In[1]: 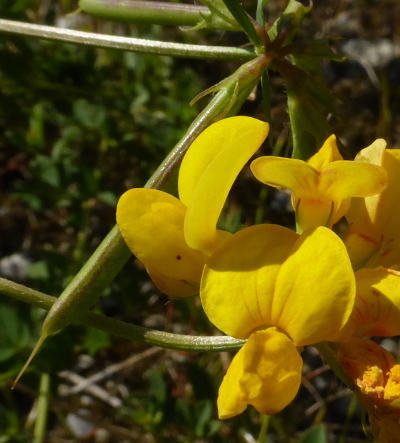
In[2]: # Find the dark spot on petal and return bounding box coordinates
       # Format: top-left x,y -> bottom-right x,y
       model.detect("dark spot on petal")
176,255 -> 181,260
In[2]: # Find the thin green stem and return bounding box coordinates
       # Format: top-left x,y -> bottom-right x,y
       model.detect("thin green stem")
0,18 -> 254,61
222,0 -> 263,49
80,0 -> 240,30
42,224 -> 131,336
257,414 -> 271,443
339,394 -> 358,443
0,277 -> 245,352
80,0 -> 210,26
146,84 -> 237,190
33,373 -> 51,443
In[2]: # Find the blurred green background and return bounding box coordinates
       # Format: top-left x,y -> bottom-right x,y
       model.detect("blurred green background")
0,0 -> 399,441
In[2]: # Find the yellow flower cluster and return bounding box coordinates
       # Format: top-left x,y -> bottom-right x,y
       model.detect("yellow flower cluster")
116,116 -> 400,428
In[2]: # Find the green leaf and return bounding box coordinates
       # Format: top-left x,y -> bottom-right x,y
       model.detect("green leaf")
299,424 -> 328,443
26,102 -> 45,150
285,63 -> 332,160
0,305 -> 28,345
194,401 -> 213,437
256,0 -> 271,25
28,260 -> 50,281
222,0 -> 262,48
73,99 -> 106,130
97,190 -> 118,207
32,155 -> 61,188
83,328 -> 110,356
268,0 -> 311,45
199,0 -> 241,30
0,304 -> 33,363
149,369 -> 167,405
0,347 -> 18,363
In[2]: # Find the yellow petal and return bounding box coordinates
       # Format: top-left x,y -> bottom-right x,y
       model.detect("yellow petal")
218,328 -> 302,419
384,365 -> 400,401
355,138 -> 387,164
295,198 -> 334,231
250,156 -> 317,198
307,134 -> 343,170
319,161 -> 387,201
201,224 -> 298,339
182,117 -> 269,255
346,139 -> 386,229
344,230 -> 381,269
370,150 -> 400,240
116,188 -> 205,285
346,147 -> 400,269
179,116 -> 269,206
347,267 -> 400,337
272,227 -> 355,346
146,266 -> 199,298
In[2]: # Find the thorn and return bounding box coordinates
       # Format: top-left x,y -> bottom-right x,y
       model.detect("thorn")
12,334 -> 47,389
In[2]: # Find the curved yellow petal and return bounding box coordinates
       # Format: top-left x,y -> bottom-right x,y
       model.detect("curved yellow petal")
179,116 -> 269,206
346,145 -> 400,269
200,224 -> 298,339
146,266 -> 199,298
319,161 -> 387,201
218,328 -> 302,419
347,267 -> 400,337
250,156 -> 317,198
272,227 -> 355,346
370,150 -> 400,240
307,134 -> 343,170
355,138 -> 387,164
182,117 -> 269,255
116,188 -> 205,285
346,139 -> 386,229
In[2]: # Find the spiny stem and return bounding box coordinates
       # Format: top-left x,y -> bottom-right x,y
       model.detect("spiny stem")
0,18 -> 254,61
0,277 -> 245,352
12,336 -> 47,389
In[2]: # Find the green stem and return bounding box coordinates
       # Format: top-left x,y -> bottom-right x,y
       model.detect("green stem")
0,277 -> 245,352
145,84 -> 238,190
257,414 -> 271,443
0,18 -> 254,61
80,0 -> 209,26
41,224 -> 130,336
80,0 -> 239,30
33,373 -> 51,443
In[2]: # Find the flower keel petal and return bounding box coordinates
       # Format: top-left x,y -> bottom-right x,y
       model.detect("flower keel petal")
218,328 -> 302,419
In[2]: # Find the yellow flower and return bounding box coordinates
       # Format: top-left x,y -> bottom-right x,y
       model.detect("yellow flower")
345,140 -> 400,268
116,116 -> 269,297
339,338 -> 400,443
339,267 -> 400,340
200,225 -> 355,418
250,135 -> 387,231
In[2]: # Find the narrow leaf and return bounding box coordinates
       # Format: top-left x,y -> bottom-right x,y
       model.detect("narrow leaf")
268,0 -> 311,44
222,0 -> 262,47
